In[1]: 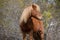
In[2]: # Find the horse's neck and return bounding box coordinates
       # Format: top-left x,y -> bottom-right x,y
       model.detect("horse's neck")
31,17 -> 40,23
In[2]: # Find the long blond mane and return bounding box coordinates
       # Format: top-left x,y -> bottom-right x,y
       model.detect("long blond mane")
19,3 -> 40,24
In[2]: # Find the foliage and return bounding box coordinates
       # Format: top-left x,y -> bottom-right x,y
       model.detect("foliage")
56,0 -> 60,6
43,11 -> 52,28
18,0 -> 25,8
43,11 -> 52,20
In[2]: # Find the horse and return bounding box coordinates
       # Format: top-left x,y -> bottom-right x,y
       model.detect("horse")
19,3 -> 44,40
31,15 -> 44,40
30,8 -> 44,40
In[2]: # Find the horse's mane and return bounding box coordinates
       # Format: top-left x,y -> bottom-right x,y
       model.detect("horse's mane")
19,3 -> 40,24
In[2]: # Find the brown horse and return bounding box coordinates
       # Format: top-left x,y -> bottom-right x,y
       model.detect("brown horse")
31,12 -> 44,40
19,3 -> 44,40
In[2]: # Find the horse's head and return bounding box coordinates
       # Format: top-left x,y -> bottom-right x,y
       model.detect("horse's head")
19,3 -> 42,24
31,4 -> 42,20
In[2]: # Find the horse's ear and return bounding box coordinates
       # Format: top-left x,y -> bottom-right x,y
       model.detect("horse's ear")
32,4 -> 36,10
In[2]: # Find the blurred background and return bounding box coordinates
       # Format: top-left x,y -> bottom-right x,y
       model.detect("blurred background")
0,0 -> 60,40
